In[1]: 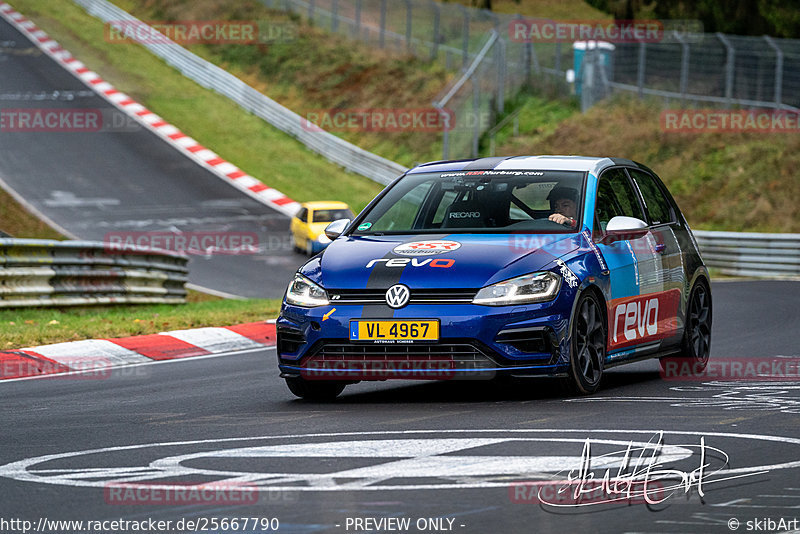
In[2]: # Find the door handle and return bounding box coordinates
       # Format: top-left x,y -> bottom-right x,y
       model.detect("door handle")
655,243 -> 666,254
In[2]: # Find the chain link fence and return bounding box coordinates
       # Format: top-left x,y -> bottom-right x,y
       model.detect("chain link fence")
264,0 -> 800,159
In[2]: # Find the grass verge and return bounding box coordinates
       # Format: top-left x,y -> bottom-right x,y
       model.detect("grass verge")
0,291 -> 281,350
495,96 -> 800,232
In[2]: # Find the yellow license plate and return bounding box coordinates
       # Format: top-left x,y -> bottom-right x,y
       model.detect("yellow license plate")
350,320 -> 439,342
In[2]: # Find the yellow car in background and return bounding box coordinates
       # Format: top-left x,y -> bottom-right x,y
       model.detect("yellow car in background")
290,201 -> 355,255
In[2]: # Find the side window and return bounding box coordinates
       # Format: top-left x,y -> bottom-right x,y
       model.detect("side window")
594,168 -> 646,232
628,169 -> 674,225
297,208 -> 308,223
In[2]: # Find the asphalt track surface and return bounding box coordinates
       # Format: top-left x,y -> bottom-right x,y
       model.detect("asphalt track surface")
0,17 -> 306,298
1,279 -> 799,534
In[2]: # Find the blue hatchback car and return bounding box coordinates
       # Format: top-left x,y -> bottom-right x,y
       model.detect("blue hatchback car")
276,156 -> 712,399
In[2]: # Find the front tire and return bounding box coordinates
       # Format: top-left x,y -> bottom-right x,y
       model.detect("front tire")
564,292 -> 606,395
285,377 -> 346,401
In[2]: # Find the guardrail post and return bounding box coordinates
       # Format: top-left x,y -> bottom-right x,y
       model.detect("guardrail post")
379,0 -> 387,48
331,0 -> 339,32
764,35 -> 784,108
308,0 -> 315,23
716,33 -> 735,104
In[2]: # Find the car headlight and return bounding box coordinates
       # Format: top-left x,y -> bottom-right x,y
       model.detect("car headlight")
285,273 -> 330,307
472,271 -> 561,306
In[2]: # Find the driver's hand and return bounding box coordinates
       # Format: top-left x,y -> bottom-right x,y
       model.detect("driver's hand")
549,213 -> 575,226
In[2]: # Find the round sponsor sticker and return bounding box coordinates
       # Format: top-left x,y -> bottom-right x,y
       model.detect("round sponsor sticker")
358,222 -> 373,231
393,240 -> 462,256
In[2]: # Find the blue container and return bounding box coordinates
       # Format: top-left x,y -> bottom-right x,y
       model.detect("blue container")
573,41 -> 615,96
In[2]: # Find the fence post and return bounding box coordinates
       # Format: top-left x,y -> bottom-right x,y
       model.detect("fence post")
496,37 -> 505,114
716,33 -> 735,104
439,106 -> 450,160
580,48 -> 593,112
674,31 -> 689,102
518,14 -> 531,84
379,0 -> 387,48
331,0 -> 339,32
458,5 -> 470,69
472,77 -> 480,157
354,0 -> 362,37
637,41 -> 646,98
405,0 -> 413,51
555,41 -> 561,74
764,35 -> 784,108
430,1 -> 440,60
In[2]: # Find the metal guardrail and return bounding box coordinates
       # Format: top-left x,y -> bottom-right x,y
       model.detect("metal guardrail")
0,239 -> 188,307
71,0 -> 407,186
694,230 -> 800,278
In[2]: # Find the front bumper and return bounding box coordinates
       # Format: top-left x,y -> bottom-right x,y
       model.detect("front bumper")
276,301 -> 574,381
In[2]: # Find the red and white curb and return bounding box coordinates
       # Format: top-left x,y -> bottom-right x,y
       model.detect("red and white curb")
0,2 -> 300,217
0,321 -> 276,380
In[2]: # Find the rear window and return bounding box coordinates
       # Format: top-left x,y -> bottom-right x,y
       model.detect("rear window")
311,208 -> 354,223
352,170 -> 586,234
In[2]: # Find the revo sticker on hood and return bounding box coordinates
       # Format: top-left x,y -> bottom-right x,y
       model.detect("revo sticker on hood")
366,258 -> 455,268
393,240 -> 461,256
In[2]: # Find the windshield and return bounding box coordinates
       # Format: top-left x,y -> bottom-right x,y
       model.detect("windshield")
352,170 -> 585,234
311,208 -> 354,223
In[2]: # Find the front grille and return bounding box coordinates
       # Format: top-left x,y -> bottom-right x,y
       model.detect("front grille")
328,288 -> 477,305
304,341 -> 495,372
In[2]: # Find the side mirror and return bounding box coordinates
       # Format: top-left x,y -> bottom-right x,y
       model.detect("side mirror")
324,218 -> 350,240
603,216 -> 649,243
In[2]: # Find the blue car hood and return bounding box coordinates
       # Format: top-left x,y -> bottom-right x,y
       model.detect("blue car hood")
302,233 -> 582,289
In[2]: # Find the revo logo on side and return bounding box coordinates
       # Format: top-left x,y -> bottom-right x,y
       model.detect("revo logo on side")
366,258 -> 455,268
613,298 -> 659,343
607,289 -> 681,350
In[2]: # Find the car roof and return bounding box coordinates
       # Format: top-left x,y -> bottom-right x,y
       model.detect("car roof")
407,155 -> 640,176
301,201 -> 351,210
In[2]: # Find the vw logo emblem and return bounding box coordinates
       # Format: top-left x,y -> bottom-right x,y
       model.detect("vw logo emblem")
385,284 -> 411,309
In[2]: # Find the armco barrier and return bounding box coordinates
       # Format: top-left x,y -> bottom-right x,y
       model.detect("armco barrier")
0,239 -> 188,307
70,0 -> 407,186
693,230 -> 800,278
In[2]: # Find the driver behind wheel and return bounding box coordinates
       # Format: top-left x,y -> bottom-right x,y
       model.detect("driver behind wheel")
547,186 -> 578,227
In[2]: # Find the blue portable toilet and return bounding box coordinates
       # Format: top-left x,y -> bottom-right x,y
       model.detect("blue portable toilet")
573,41 -> 615,96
